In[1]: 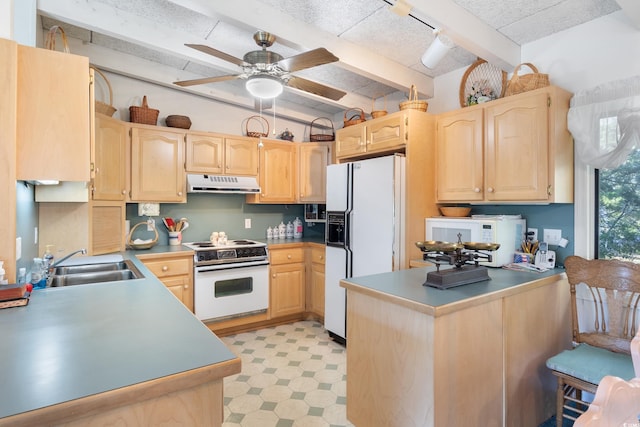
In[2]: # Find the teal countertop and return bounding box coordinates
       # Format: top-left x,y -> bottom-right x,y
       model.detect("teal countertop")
0,251 -> 237,420
341,265 -> 566,316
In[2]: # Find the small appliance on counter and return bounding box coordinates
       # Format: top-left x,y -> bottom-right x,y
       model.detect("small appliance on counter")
425,215 -> 525,267
534,241 -> 556,269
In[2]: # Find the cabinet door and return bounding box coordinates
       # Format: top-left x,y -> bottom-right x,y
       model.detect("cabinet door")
436,108 -> 484,202
225,137 -> 259,176
130,127 -> 186,202
298,143 -> 329,202
140,254 -> 193,312
335,124 -> 367,159
185,132 -> 224,173
250,140 -> 297,203
162,276 -> 194,312
91,201 -> 125,254
485,92 -> 549,201
367,113 -> 406,153
94,114 -> 127,201
16,46 -> 91,182
270,263 -> 305,318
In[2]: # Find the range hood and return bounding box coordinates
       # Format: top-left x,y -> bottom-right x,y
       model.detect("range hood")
187,174 -> 261,194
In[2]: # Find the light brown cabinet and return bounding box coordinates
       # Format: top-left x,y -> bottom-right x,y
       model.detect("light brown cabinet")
269,246 -> 305,318
246,139 -> 298,204
335,112 -> 407,160
185,132 -> 258,176
298,143 -> 330,203
130,126 -> 186,202
436,86 -> 573,203
307,245 -> 325,318
139,252 -> 194,312
94,114 -> 127,201
16,44 -> 92,182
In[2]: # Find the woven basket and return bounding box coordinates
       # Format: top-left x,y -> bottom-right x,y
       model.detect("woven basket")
245,115 -> 269,138
399,85 -> 428,112
371,94 -> 388,119
126,222 -> 158,250
90,66 -> 117,117
45,25 -> 70,53
129,96 -> 159,125
343,108 -> 366,127
504,63 -> 550,97
165,115 -> 192,129
459,58 -> 507,107
309,117 -> 335,141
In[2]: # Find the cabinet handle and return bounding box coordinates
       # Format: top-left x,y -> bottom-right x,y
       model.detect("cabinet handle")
487,187 -> 494,193
177,191 -> 183,196
272,273 -> 276,278
287,254 -> 292,259
474,188 -> 481,193
184,285 -> 188,289
319,255 -> 323,260
162,265 -> 169,272
121,190 -> 127,195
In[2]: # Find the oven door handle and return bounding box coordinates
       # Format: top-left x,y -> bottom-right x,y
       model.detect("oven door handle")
195,260 -> 270,273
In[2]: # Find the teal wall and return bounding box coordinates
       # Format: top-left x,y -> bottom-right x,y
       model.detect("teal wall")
125,193 -> 325,244
15,182 -> 39,274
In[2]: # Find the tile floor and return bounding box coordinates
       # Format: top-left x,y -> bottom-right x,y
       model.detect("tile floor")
220,320 -> 353,427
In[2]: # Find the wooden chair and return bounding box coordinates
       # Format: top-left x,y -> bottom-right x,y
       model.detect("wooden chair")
573,328 -> 640,426
546,256 -> 640,426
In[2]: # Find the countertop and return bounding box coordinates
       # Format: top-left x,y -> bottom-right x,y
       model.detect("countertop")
0,251 -> 238,420
340,265 -> 566,317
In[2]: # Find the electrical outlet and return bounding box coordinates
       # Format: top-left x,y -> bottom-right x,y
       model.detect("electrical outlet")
245,218 -> 251,229
16,237 -> 21,261
543,228 -> 562,245
527,228 -> 538,242
147,218 -> 156,231
34,227 -> 38,245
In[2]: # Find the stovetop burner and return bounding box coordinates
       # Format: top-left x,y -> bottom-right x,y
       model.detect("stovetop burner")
184,239 -> 268,266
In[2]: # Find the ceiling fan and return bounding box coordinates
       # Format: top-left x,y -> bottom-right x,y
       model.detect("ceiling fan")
174,31 -> 346,102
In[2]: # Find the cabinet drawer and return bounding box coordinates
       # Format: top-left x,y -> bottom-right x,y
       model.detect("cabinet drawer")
143,257 -> 191,278
270,247 -> 305,265
310,246 -> 325,265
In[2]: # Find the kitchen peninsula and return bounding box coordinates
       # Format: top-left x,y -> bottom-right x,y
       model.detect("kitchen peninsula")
0,251 -> 240,426
341,266 -> 571,427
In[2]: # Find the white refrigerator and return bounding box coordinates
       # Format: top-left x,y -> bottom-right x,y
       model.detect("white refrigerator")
324,155 -> 406,341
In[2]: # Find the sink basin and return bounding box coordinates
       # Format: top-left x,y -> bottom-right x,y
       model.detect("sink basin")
52,261 -> 132,276
49,260 -> 144,287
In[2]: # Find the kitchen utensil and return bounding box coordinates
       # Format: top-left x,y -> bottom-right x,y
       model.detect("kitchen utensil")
165,217 -> 175,231
439,206 -> 471,217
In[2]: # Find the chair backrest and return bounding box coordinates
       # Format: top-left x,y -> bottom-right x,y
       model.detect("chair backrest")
564,256 -> 640,354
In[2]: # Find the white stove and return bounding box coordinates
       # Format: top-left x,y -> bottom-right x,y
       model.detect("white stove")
184,239 -> 269,322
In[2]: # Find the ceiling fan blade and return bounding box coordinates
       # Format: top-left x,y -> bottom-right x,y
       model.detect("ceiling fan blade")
174,74 -> 241,87
286,76 -> 346,101
254,98 -> 273,110
185,43 -> 250,67
277,48 -> 339,73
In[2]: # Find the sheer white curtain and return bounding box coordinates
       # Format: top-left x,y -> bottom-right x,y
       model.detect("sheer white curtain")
568,76 -> 640,169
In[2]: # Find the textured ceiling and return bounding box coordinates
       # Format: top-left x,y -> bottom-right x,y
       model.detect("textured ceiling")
37,0 -> 626,120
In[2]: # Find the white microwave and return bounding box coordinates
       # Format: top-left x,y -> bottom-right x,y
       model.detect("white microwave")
425,215 -> 526,267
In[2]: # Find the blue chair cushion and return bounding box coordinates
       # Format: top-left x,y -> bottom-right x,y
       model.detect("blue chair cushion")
546,343 -> 635,385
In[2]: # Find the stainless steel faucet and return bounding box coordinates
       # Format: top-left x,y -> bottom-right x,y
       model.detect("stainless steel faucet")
50,249 -> 87,269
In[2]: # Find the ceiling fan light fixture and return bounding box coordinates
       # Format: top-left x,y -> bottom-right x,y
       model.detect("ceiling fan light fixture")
421,31 -> 454,69
245,75 -> 283,99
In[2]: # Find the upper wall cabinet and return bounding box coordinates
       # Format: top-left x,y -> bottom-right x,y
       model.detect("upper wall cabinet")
298,142 -> 330,203
93,114 -> 127,201
335,112 -> 407,160
436,86 -> 573,203
16,45 -> 92,182
246,139 -> 297,204
130,125 -> 186,203
185,132 -> 258,176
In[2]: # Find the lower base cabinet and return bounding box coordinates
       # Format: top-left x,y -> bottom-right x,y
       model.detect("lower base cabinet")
307,245 -> 325,318
139,252 -> 194,312
269,246 -> 305,318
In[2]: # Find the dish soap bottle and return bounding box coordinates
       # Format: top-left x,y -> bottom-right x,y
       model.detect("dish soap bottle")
293,217 -> 303,238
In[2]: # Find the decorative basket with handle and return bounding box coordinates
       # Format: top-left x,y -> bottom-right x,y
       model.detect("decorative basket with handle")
504,63 -> 550,97
371,94 -> 388,119
399,85 -> 428,112
90,66 -> 117,117
45,25 -> 70,53
343,108 -> 366,127
126,222 -> 158,250
129,96 -> 159,125
245,115 -> 269,138
309,117 -> 335,141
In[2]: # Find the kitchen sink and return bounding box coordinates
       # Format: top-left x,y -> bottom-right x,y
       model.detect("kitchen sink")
49,260 -> 144,287
52,261 -> 133,276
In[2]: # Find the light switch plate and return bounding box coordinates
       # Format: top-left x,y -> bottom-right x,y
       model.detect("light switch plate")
138,203 -> 160,217
543,228 -> 562,245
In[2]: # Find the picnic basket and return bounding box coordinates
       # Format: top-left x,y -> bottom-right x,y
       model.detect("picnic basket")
504,63 -> 549,97
90,66 -> 117,117
129,96 -> 159,125
399,85 -> 428,112
309,117 -> 335,141
343,108 -> 366,127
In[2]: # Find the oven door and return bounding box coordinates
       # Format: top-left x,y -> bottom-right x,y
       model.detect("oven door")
194,262 -> 269,322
